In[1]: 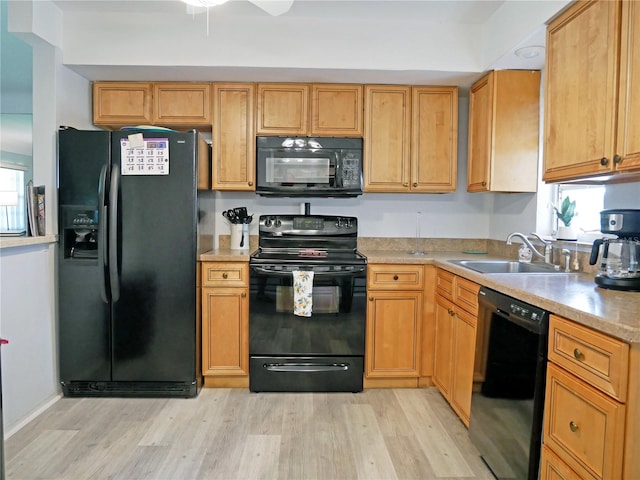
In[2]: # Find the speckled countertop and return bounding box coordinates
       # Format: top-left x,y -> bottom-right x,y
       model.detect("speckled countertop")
199,244 -> 640,344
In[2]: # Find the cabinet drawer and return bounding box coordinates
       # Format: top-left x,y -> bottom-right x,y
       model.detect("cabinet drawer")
202,262 -> 248,287
436,269 -> 479,314
436,268 -> 455,300
367,264 -> 424,290
544,363 -> 625,480
453,276 -> 479,316
548,315 -> 629,401
541,445 -> 594,480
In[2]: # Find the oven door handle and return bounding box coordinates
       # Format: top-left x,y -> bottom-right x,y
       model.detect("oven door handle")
263,363 -> 349,373
250,266 -> 366,277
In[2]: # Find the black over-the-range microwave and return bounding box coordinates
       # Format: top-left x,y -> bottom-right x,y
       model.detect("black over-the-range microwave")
255,136 -> 363,197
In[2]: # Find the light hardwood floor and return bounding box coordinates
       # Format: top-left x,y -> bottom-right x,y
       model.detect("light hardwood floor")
5,388 -> 494,480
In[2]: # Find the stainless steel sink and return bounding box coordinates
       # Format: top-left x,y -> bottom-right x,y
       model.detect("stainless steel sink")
449,259 -> 573,274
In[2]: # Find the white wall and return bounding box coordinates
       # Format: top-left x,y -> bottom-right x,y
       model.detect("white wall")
1,0 -> 93,436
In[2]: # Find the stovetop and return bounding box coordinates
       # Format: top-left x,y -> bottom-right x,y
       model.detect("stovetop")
250,214 -> 365,266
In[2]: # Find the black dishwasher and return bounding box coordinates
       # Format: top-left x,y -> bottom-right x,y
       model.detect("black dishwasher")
468,287 -> 549,480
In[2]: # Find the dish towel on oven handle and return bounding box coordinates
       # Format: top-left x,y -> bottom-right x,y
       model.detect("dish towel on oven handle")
292,270 -> 314,317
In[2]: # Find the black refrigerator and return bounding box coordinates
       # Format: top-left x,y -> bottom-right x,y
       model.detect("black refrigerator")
57,127 -> 202,397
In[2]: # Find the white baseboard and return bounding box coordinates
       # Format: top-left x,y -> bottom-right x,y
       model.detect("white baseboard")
4,393 -> 62,439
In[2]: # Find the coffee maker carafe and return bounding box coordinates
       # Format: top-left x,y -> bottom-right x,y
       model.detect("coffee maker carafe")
589,209 -> 640,291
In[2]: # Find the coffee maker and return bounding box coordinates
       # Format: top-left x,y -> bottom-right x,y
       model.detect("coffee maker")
589,209 -> 640,291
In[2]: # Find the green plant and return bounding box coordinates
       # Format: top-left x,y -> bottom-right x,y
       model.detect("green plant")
554,196 -> 577,227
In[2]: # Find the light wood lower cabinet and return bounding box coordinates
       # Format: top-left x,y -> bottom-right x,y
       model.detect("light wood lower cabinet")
433,268 -> 479,427
201,262 -> 249,387
542,314 -> 639,480
365,264 -> 425,387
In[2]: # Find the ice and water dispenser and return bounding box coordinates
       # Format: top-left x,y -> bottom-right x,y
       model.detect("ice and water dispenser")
61,207 -> 99,259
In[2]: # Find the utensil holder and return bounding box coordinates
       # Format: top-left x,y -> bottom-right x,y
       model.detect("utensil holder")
230,223 -> 249,251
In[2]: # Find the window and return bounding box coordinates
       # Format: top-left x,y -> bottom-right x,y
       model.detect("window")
556,184 -> 605,240
0,163 -> 27,234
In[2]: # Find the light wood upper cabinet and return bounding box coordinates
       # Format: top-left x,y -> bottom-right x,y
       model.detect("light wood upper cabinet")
543,0 -> 640,182
93,82 -> 153,126
311,84 -> 363,136
364,85 -> 411,192
212,83 -> 255,191
256,83 -> 310,135
364,85 -> 457,193
93,81 -> 211,127
412,87 -> 458,192
152,83 -> 211,126
256,83 -> 363,136
468,70 -> 540,192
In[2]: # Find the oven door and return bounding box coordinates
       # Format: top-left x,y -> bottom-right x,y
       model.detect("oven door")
249,263 -> 366,392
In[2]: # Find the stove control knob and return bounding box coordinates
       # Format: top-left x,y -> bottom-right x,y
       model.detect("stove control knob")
265,217 -> 273,227
274,217 -> 282,228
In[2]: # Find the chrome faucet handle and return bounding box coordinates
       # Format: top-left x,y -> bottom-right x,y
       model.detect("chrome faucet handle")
530,232 -> 553,263
530,232 -> 551,245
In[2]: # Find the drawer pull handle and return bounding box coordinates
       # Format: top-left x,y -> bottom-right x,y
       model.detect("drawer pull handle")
569,421 -> 579,433
222,272 -> 228,279
573,348 -> 584,361
393,275 -> 399,281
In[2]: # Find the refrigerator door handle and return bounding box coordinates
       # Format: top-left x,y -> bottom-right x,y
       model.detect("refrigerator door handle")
109,165 -> 121,302
98,164 -> 110,303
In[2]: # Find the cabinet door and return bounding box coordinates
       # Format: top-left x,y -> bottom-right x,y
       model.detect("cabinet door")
363,85 -> 411,192
93,82 -> 153,126
212,83 -> 256,191
467,74 -> 491,191
616,0 -> 640,172
201,286 -> 249,376
543,0 -> 621,182
411,87 -> 458,192
450,307 -> 477,427
256,83 -> 309,135
152,82 -> 211,126
311,84 -> 363,136
433,294 -> 454,400
366,290 -> 422,377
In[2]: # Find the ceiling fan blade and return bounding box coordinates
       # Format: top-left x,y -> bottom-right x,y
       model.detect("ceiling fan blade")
248,0 -> 294,16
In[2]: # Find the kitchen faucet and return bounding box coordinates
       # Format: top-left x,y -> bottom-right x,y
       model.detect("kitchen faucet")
506,232 -> 553,264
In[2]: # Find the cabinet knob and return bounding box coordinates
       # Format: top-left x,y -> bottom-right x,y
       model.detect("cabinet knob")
413,182 -> 418,187
481,181 -> 487,187
573,348 -> 584,361
393,275 -> 399,281
569,421 -> 579,433
613,154 -> 622,165
241,292 -> 246,298
403,183 -> 409,187
222,272 -> 228,279
369,296 -> 373,301
447,308 -> 454,316
600,157 -> 609,166
248,181 -> 254,186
